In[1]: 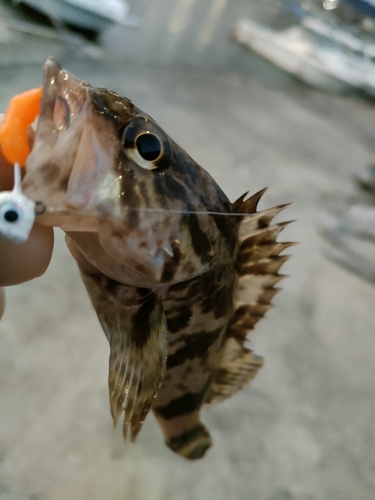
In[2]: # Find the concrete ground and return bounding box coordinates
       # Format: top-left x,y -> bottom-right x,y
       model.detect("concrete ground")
1,2 -> 375,500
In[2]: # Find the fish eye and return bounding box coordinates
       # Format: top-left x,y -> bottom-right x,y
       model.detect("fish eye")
0,203 -> 21,224
136,133 -> 162,161
121,120 -> 169,171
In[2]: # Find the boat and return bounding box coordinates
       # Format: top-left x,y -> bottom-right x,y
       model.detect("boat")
231,14 -> 375,95
14,0 -> 137,32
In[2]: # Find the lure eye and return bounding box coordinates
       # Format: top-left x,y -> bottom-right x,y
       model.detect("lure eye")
121,120 -> 169,171
4,208 -> 19,222
0,203 -> 21,224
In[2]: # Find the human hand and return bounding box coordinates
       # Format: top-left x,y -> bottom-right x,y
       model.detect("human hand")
0,119 -> 54,319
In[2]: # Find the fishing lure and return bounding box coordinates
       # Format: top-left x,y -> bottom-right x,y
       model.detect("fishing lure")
6,57 -> 295,459
0,163 -> 37,243
0,89 -> 45,243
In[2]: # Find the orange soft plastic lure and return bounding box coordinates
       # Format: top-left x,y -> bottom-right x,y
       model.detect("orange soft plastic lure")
0,87 -> 42,167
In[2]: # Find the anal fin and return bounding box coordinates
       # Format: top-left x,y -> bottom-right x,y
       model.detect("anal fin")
205,338 -> 264,405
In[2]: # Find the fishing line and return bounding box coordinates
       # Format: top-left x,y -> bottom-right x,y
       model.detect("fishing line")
41,204 -> 291,218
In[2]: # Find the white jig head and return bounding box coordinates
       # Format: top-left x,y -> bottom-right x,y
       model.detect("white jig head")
0,163 -> 36,243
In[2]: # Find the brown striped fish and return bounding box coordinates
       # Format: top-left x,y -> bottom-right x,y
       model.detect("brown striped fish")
23,57 -> 294,460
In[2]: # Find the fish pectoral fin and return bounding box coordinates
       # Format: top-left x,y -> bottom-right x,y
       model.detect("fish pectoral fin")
108,294 -> 168,441
66,237 -> 168,442
205,337 -> 263,405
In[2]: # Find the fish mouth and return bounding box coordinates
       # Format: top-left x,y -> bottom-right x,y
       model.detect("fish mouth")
24,57 -> 106,227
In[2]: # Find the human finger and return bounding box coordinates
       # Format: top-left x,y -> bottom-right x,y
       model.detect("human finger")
0,222 -> 54,286
0,117 -> 54,285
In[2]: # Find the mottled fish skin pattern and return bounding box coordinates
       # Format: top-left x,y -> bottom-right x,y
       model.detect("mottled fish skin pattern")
23,58 -> 294,460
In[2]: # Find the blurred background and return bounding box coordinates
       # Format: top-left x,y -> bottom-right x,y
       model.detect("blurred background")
1,1 -> 375,499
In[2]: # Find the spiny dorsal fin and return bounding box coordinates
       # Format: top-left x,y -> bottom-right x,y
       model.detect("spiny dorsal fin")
207,190 -> 294,405
230,190 -> 295,341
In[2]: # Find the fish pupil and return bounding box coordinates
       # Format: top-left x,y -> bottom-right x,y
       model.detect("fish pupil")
4,210 -> 19,223
136,133 -> 161,161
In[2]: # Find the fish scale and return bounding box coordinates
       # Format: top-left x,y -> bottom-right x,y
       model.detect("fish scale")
21,57 -> 294,460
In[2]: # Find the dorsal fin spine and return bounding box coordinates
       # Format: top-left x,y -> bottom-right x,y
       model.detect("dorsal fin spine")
234,187 -> 268,213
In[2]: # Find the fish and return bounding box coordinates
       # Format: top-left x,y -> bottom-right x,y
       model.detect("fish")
22,57 -> 294,460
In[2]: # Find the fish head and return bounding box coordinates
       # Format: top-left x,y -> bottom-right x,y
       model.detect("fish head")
23,58 -> 236,286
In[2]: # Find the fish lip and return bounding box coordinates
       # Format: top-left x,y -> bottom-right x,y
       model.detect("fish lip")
39,56 -> 62,124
